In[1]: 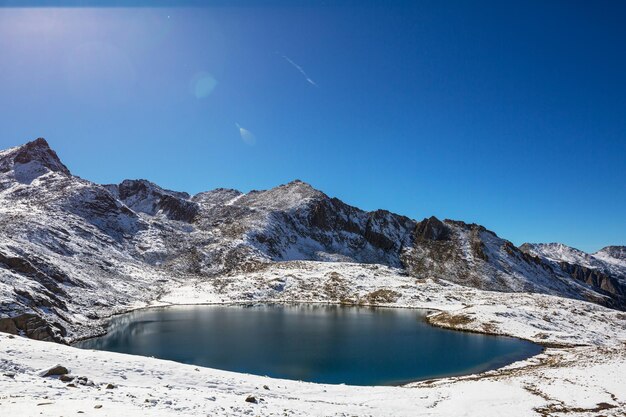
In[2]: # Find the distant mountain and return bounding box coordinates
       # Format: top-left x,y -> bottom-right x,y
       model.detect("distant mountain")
593,246 -> 626,273
0,138 -> 624,341
520,242 -> 625,300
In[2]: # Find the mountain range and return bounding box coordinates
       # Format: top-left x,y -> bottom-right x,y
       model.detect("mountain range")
0,138 -> 624,341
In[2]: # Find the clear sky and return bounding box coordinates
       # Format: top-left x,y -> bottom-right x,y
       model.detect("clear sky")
0,1 -> 624,252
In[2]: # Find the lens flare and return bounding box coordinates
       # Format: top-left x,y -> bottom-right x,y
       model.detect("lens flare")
190,72 -> 217,99
235,123 -> 256,146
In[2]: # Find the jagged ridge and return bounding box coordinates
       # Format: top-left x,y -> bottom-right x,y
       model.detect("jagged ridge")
0,138 -> 624,341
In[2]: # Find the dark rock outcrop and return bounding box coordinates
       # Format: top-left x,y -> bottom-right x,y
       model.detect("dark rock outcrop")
0,313 -> 66,342
558,261 -> 625,308
40,364 -> 69,377
0,138 -> 70,175
595,246 -> 626,261
110,179 -> 199,222
414,216 -> 450,241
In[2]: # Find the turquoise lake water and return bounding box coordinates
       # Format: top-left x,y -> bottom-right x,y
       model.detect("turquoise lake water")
76,304 -> 542,386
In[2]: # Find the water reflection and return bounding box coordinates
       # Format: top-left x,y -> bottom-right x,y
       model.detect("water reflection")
76,304 -> 542,386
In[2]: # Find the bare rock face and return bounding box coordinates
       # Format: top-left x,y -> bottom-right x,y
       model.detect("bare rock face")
414,216 -> 450,241
108,179 -> 199,222
0,317 -> 18,334
557,261 -> 625,308
596,246 -> 626,260
0,138 -> 624,344
520,242 -> 626,308
39,364 -> 69,377
3,314 -> 67,342
0,138 -> 70,176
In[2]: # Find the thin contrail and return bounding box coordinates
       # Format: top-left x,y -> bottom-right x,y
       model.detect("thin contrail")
281,55 -> 318,87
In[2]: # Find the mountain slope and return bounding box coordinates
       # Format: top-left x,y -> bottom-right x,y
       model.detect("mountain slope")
0,138 -> 624,341
520,242 -> 625,304
593,246 -> 626,276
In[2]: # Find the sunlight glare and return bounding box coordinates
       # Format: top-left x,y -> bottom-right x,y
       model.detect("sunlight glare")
190,71 -> 217,99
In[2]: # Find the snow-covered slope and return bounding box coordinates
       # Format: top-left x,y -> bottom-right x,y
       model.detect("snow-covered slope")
184,181 -> 624,308
0,141 -> 177,340
594,246 -> 626,276
0,138 -> 624,342
520,243 -> 626,303
521,243 -> 625,276
105,179 -> 198,222
1,266 -> 626,416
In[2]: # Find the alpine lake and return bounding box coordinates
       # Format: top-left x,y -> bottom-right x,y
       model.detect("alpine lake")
75,304 -> 542,386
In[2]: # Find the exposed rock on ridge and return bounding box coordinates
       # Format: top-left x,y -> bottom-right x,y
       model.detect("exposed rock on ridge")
0,138 -> 624,342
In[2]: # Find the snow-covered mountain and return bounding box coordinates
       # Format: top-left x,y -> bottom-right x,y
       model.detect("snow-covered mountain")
0,138 -> 624,341
593,246 -> 626,274
520,242 -> 625,275
520,242 -> 625,299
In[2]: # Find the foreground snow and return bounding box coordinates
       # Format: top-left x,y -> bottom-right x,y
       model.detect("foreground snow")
1,262 -> 625,416
1,333 -> 623,417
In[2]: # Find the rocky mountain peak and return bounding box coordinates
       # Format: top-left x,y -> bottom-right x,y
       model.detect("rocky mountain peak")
192,188 -> 243,206
414,216 -> 450,241
105,178 -> 197,222
240,179 -> 327,211
595,246 -> 626,261
520,242 -> 592,261
116,179 -> 190,201
279,179 -> 323,194
0,139 -> 624,320
0,137 -> 70,176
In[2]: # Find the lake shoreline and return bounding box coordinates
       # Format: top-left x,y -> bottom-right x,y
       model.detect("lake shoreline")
73,303 -> 542,387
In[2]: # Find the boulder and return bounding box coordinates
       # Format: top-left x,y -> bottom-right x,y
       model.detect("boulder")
39,364 -> 69,377
59,374 -> 74,382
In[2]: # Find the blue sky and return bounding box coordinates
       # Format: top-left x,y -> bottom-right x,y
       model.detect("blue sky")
0,1 -> 624,252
